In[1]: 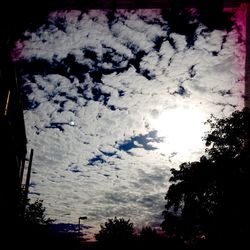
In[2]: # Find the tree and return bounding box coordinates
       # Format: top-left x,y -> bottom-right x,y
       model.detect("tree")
18,186 -> 53,226
140,226 -> 158,240
139,226 -> 161,246
162,108 -> 250,247
23,199 -> 53,226
95,217 -> 135,246
16,195 -> 55,250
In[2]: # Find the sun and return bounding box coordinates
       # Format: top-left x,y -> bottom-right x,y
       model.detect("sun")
150,106 -> 208,160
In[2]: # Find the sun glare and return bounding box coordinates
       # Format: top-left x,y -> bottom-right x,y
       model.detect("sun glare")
151,106 -> 208,160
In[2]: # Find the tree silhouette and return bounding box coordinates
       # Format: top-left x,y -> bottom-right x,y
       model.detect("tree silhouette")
23,199 -> 53,226
138,226 -> 162,248
95,217 -> 135,247
162,108 -> 250,247
16,190 -> 55,250
17,186 -> 53,226
140,226 -> 158,241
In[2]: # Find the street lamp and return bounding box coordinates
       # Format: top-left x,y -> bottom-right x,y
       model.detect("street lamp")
78,216 -> 87,238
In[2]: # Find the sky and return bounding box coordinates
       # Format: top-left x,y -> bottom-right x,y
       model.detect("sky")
12,5 -> 246,240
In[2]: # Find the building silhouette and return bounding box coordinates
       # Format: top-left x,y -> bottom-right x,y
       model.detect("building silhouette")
0,49 -> 27,235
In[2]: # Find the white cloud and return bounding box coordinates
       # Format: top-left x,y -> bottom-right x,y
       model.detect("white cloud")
14,7 -> 245,238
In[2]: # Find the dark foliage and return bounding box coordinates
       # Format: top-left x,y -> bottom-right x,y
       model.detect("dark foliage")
23,199 -> 53,226
11,190 -> 81,250
95,217 -> 135,248
162,108 -> 250,248
138,226 -> 161,248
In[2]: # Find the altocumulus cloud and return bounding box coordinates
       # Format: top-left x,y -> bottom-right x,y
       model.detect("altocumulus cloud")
13,7 -> 246,239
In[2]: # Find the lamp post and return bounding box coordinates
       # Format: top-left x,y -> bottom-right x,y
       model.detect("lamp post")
78,216 -> 87,238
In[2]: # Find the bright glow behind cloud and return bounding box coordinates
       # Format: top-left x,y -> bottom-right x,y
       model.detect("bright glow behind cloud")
13,7 -> 246,239
150,106 -> 208,161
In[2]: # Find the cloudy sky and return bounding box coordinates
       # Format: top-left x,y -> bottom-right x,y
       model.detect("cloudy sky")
13,5 -> 246,240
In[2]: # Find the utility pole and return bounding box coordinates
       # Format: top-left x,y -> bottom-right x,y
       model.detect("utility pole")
23,148 -> 34,211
